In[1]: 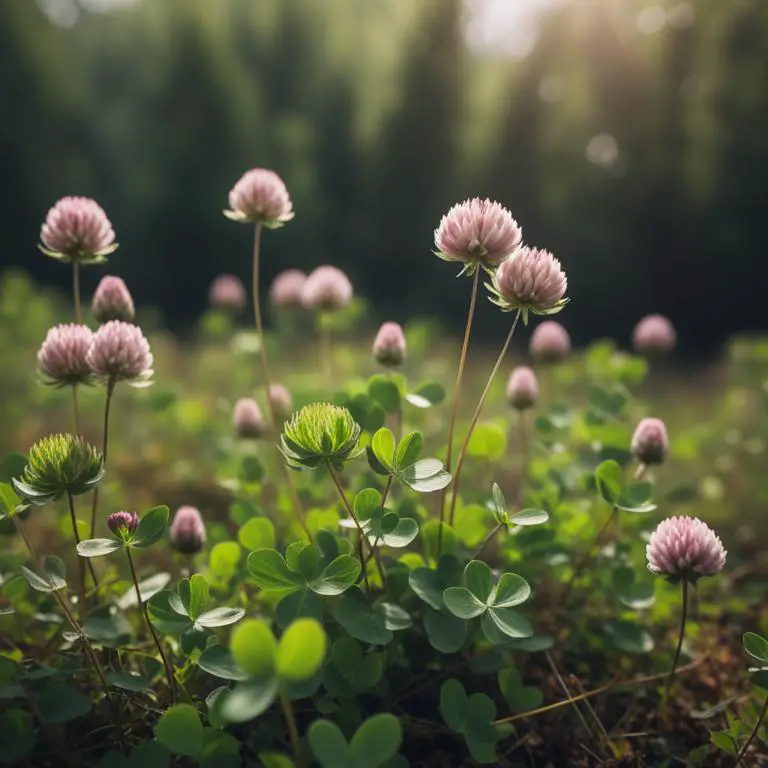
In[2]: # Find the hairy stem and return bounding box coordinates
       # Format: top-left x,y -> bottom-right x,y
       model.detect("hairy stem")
493,656 -> 706,725
326,462 -> 375,590
67,493 -> 87,621
518,409 -> 529,505
13,516 -> 111,699
89,379 -> 115,541
734,692 -> 768,767
664,578 -> 689,704
71,384 -> 80,436
125,548 -> 175,702
73,261 -> 82,324
448,309 -> 522,525
280,690 -> 303,766
562,507 -> 617,604
474,522 -> 503,561
250,222 -> 313,542
438,268 -> 481,532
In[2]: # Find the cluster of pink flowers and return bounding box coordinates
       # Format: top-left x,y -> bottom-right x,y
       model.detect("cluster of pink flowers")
38,319 -> 152,387
107,510 -> 139,537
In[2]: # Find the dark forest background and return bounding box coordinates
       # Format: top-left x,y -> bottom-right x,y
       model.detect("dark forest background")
2,0 -> 767,354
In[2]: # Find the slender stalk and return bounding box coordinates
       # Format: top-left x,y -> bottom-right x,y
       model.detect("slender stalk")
72,261 -> 82,324
320,320 -> 333,390
493,655 -> 706,725
518,409 -> 529,505
89,378 -> 115,540
125,548 -> 175,702
71,385 -> 80,436
67,493 -> 87,621
250,222 -> 312,541
562,507 -> 617,603
326,462 -> 376,589
475,522 -> 503,560
280,690 -> 302,766
449,309 -> 522,526
438,268 -> 481,521
664,578 -> 689,704
634,463 -> 646,480
12,516 -> 111,698
545,651 -> 594,741
734,694 -> 768,767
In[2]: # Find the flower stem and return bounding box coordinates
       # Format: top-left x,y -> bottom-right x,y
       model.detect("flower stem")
562,507 -> 617,604
474,522 -> 503,561
125,548 -> 176,702
493,655 -> 705,726
438,268 -> 481,528
89,379 -> 115,541
320,320 -> 333,390
280,690 -> 303,766
664,578 -> 689,705
518,409 -> 529,505
448,309 -> 522,526
66,492 -> 87,621
250,222 -> 312,542
326,462 -> 375,590
72,261 -> 82,324
734,692 -> 768,766
13,515 -> 112,700
71,384 -> 80,436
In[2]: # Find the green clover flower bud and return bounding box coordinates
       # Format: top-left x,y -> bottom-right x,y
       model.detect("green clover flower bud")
280,402 -> 362,470
12,434 -> 104,505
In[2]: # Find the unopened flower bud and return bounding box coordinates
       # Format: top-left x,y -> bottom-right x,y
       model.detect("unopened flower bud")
506,366 -> 539,410
280,402 -> 362,470
107,510 -> 139,539
209,274 -> 246,312
530,321 -> 571,363
270,269 -> 307,307
234,398 -> 264,439
13,434 -> 104,505
373,322 -> 407,367
268,384 -> 293,421
169,506 -> 206,554
631,417 -> 669,466
300,266 -> 353,312
633,314 -> 676,354
92,275 -> 135,323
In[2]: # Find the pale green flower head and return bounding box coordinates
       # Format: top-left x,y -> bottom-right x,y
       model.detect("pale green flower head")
280,402 -> 362,470
12,434 -> 104,505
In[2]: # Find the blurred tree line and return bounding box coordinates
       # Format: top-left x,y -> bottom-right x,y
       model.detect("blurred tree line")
2,0 -> 767,353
